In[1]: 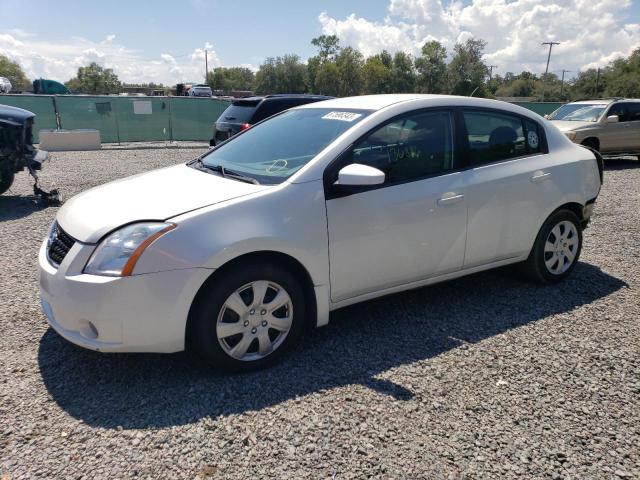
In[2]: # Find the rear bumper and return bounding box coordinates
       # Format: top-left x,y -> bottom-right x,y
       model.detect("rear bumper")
38,239 -> 213,353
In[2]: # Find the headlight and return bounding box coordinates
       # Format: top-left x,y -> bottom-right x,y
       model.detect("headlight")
84,222 -> 176,277
564,131 -> 577,141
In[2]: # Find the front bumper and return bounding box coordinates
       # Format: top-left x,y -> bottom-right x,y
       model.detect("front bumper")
38,238 -> 213,353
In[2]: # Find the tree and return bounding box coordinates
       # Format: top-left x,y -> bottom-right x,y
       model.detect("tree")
314,61 -> 340,96
447,38 -> 488,96
415,41 -> 447,94
254,55 -> 307,94
276,54 -> 307,93
308,35 -> 341,94
569,69 -> 605,100
254,58 -> 279,94
65,62 -> 121,94
602,48 -> 640,98
0,55 -> 30,91
362,55 -> 392,94
208,67 -> 254,92
494,71 -> 539,98
335,47 -> 364,96
391,52 -> 416,93
311,35 -> 341,62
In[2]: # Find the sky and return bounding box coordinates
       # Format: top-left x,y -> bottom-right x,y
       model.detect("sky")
0,0 -> 639,85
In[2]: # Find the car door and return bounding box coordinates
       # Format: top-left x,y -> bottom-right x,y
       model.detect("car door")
601,103 -> 637,153
624,102 -> 640,151
459,109 -> 559,267
325,109 -> 468,302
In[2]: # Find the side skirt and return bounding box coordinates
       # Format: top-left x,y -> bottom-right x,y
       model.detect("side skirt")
327,255 -> 526,312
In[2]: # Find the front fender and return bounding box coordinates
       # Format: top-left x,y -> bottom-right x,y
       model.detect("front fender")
134,180 -> 330,289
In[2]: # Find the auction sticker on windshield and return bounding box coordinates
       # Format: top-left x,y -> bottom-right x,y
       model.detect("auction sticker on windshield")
322,112 -> 363,122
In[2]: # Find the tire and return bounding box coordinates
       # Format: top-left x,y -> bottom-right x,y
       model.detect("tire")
189,262 -> 306,372
521,209 -> 583,284
0,161 -> 15,195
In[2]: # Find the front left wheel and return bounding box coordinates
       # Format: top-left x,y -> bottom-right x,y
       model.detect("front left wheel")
188,262 -> 306,371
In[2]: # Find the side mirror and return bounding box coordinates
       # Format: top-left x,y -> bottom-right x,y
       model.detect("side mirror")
606,115 -> 619,123
335,163 -> 385,187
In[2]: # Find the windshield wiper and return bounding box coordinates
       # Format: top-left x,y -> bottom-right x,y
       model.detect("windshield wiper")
195,161 -> 260,185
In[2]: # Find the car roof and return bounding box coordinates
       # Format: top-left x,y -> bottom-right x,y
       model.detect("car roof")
265,94 -> 333,100
296,94 -> 547,114
233,94 -> 333,103
299,94 -> 427,110
568,99 -> 613,105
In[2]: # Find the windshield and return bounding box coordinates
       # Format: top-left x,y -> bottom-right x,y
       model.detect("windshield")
549,104 -> 606,122
201,108 -> 371,184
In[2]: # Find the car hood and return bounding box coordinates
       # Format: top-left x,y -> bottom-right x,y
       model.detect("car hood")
550,120 -> 594,132
57,163 -> 267,243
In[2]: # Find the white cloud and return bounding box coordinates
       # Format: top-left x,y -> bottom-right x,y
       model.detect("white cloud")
0,32 -> 221,85
319,0 -> 640,77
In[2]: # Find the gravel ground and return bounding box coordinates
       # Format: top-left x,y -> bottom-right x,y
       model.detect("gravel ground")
0,148 -> 638,480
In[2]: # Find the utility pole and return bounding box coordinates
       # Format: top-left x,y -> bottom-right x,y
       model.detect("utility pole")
489,65 -> 498,80
541,41 -> 560,101
542,42 -> 560,76
205,49 -> 209,85
560,69 -> 571,98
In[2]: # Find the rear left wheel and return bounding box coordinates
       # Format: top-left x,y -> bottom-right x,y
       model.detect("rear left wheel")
189,262 -> 305,371
522,209 -> 583,284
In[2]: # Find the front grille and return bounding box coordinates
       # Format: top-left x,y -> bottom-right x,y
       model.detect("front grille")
47,223 -> 76,267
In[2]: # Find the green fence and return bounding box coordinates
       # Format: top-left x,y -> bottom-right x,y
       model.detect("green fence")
511,102 -> 562,116
53,96 -> 230,142
0,94 -> 561,144
0,95 -> 58,142
170,97 -> 229,141
0,94 -> 231,143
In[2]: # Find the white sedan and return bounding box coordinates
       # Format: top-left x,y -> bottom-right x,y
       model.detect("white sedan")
39,94 -> 603,371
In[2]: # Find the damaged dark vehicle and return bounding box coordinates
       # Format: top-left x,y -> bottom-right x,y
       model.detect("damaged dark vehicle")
0,104 -> 57,202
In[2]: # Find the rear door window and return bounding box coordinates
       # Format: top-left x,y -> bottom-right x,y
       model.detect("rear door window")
626,103 -> 640,122
462,110 -> 543,165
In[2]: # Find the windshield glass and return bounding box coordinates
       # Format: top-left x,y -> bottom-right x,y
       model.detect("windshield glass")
549,104 -> 606,122
201,108 -> 371,184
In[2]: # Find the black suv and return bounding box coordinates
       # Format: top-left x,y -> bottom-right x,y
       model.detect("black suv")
210,94 -> 333,146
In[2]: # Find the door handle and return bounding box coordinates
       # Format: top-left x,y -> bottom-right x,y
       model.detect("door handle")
437,193 -> 464,206
531,171 -> 552,183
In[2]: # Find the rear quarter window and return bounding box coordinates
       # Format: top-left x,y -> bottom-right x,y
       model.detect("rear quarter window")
219,102 -> 260,123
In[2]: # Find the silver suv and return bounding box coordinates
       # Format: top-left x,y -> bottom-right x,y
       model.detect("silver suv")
549,99 -> 640,157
